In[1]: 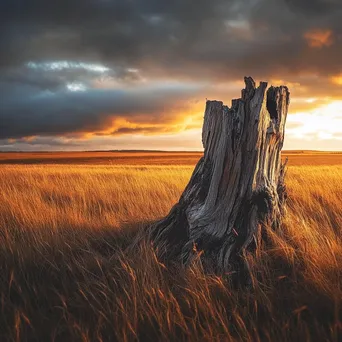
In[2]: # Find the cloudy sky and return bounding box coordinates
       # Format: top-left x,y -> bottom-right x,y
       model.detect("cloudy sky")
1,0 -> 342,151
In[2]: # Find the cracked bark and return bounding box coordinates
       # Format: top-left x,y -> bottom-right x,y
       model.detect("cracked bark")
150,77 -> 290,273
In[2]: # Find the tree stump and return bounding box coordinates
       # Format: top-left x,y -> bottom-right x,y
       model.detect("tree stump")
151,77 -> 290,273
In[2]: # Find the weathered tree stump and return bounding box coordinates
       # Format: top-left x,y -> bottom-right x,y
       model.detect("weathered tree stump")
151,77 -> 290,273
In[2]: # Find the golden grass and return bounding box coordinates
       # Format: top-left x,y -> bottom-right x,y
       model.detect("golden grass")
0,155 -> 341,341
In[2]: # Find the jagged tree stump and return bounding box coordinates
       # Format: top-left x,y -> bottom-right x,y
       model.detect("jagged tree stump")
151,77 -> 290,272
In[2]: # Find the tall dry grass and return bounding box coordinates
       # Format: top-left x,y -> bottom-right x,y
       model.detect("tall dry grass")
0,163 -> 341,341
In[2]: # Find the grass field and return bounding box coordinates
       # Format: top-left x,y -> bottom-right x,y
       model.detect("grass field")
0,152 -> 341,341
1,150 -> 342,165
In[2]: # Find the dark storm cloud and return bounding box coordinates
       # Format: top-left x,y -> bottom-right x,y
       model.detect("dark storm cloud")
0,82 -> 201,139
1,0 -> 342,78
285,0 -> 342,14
1,0 -> 342,142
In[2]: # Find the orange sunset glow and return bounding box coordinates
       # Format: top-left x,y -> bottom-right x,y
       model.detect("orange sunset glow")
0,0 -> 341,152
1,2 -> 342,341
304,29 -> 334,48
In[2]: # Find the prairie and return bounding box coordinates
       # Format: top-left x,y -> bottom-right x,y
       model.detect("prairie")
0,152 -> 341,341
1,150 -> 342,165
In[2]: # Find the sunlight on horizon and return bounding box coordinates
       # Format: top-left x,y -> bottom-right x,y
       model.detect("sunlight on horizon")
286,100 -> 342,141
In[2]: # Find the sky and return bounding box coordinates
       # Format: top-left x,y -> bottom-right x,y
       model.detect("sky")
0,0 -> 342,151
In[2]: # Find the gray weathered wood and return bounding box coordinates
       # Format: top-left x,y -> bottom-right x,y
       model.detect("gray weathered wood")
151,77 -> 290,272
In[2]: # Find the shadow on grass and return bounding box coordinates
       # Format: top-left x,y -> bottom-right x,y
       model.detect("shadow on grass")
0,220 -> 341,342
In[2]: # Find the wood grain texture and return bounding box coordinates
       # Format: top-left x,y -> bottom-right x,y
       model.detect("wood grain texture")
151,77 -> 290,272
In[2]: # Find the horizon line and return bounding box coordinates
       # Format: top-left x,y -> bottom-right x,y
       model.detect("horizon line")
0,149 -> 342,154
